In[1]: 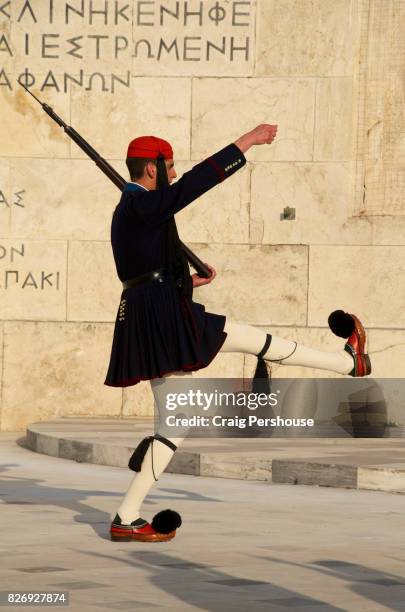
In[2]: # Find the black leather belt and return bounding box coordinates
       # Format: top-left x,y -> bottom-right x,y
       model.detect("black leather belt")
122,269 -> 169,290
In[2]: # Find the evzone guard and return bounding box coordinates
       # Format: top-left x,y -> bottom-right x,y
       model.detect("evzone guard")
104,125 -> 371,542
18,89 -> 370,544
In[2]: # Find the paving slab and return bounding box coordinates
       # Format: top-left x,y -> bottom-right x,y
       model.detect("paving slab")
1,432 -> 405,612
24,418 -> 405,493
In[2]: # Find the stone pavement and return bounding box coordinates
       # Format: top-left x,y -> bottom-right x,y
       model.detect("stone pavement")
1,432 -> 405,612
26,418 -> 405,493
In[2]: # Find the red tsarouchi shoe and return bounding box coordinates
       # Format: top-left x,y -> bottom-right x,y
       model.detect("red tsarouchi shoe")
344,314 -> 372,377
110,511 -> 181,542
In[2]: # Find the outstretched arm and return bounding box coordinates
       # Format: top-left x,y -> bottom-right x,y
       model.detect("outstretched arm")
121,143 -> 245,223
190,124 -> 279,287
121,124 -> 278,224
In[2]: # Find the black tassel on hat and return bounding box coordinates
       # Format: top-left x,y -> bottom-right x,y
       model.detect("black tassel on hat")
328,310 -> 355,338
151,509 -> 182,534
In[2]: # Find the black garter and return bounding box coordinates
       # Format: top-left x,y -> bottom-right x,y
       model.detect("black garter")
128,434 -> 178,480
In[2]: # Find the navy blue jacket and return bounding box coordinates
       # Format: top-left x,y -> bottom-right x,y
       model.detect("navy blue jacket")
110,142 -> 246,283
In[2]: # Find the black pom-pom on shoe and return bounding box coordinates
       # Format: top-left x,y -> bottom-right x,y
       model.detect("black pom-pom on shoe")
151,509 -> 182,534
328,310 -> 355,338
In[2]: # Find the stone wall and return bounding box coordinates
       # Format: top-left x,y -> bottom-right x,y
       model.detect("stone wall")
0,0 -> 404,430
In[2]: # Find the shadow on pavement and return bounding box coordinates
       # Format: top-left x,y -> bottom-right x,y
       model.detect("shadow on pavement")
79,548 -> 345,612
250,554 -> 405,612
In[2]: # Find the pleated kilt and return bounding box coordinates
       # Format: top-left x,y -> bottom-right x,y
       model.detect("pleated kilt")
104,277 -> 226,387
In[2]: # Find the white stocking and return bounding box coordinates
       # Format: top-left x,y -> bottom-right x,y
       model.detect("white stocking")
114,374 -> 186,525
221,321 -> 353,375
115,435 -> 184,524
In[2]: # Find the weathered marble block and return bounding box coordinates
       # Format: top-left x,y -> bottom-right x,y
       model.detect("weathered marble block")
250,162 -> 372,245
0,82 -> 70,158
352,0 -> 405,218
0,323 -> 3,421
369,217 -> 405,246
358,467 -> 405,493
71,78 -> 191,160
192,78 -> 316,161
367,330 -> 405,379
360,161 -> 405,217
308,246 -> 405,328
0,159 -> 11,237
67,241 -> 121,322
0,239 -> 67,320
189,243 -> 308,325
9,158 -> 125,240
1,321 -> 121,431
175,161 -> 250,243
314,78 -> 353,161
256,0 -> 356,77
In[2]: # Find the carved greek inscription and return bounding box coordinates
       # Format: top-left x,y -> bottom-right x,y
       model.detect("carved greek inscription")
0,0 -> 253,91
0,188 -> 26,208
0,242 -> 61,290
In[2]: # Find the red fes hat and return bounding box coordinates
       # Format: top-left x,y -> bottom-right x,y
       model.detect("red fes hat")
127,135 -> 173,160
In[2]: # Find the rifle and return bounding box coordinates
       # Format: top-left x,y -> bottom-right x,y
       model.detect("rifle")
19,82 -> 211,278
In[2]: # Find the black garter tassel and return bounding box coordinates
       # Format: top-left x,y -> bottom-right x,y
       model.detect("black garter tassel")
152,509 -> 182,534
128,436 -> 154,472
252,333 -> 272,394
252,357 -> 271,394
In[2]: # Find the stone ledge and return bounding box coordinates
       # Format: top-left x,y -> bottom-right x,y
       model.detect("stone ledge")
25,418 -> 405,493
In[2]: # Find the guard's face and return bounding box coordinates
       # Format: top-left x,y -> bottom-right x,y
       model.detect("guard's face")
165,159 -> 177,184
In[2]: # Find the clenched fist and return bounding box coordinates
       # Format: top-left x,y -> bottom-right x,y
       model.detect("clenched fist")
249,124 -> 278,145
234,123 -> 278,153
192,263 -> 217,288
